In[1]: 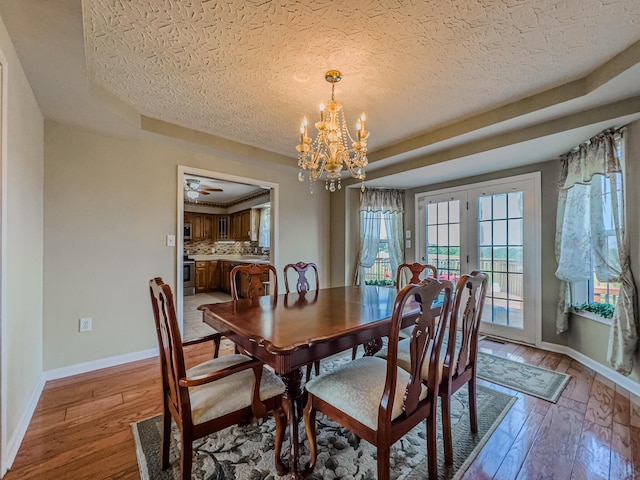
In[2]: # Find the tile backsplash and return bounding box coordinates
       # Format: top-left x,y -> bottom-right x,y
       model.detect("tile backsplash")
184,240 -> 267,256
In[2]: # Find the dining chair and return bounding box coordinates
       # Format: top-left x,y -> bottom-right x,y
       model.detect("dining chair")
379,270 -> 489,465
284,261 -> 319,293
439,270 -> 488,464
283,262 -> 326,381
149,277 -> 287,480
395,262 -> 437,289
230,263 -> 279,299
303,277 -> 453,480
395,262 -> 438,339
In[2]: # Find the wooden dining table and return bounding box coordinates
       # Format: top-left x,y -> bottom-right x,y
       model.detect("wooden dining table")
198,285 -> 426,478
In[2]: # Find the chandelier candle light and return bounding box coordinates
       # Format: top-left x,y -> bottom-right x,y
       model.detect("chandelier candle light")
296,70 -> 369,192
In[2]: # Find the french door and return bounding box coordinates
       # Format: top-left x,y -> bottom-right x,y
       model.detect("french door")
416,173 -> 541,344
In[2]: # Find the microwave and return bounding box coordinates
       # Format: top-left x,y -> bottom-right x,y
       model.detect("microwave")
184,223 -> 192,241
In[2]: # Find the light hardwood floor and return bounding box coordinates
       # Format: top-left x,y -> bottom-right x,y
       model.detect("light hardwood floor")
4,337 -> 638,479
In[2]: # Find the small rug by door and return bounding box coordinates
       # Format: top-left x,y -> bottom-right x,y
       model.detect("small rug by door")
133,383 -> 515,480
477,351 -> 570,402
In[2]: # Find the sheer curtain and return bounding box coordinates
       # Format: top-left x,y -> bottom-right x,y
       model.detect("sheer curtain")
355,189 -> 404,285
258,207 -> 270,247
555,130 -> 637,375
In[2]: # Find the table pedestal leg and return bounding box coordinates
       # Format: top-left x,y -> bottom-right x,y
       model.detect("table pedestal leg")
281,368 -> 304,479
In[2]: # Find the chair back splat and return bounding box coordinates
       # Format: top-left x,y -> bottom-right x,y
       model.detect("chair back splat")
284,261 -> 319,293
230,263 -> 278,299
395,262 -> 437,289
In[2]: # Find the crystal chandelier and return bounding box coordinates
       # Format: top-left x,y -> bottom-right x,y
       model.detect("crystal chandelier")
296,70 -> 369,192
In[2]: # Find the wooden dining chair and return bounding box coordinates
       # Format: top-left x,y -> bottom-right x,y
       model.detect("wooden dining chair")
439,270 -> 489,464
283,262 -> 324,380
395,262 -> 437,289
303,278 -> 453,480
230,263 -> 278,299
284,261 -> 319,293
149,277 -> 287,480
380,270 -> 489,465
395,262 -> 438,339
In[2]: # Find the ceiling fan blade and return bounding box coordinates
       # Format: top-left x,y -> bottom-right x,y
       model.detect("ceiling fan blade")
199,191 -> 211,195
202,188 -> 223,192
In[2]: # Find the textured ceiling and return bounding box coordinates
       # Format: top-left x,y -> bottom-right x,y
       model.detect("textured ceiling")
82,0 -> 640,159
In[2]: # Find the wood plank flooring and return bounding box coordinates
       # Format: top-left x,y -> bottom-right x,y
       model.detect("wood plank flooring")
4,337 -> 639,479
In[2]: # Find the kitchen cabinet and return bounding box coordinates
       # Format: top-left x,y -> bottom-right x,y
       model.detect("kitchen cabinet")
208,260 -> 219,289
196,260 -> 220,292
191,213 -> 215,240
195,261 -> 209,293
217,215 -> 230,240
229,209 -> 252,241
219,261 -> 233,294
238,209 -> 251,241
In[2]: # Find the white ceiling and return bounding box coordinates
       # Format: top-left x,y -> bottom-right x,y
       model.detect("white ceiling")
183,175 -> 267,205
1,0 -> 639,191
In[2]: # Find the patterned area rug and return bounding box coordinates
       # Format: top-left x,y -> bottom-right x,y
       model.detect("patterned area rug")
133,366 -> 515,479
476,351 -> 570,402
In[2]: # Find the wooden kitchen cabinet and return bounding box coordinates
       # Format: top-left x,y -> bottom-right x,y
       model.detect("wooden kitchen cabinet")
196,260 -> 220,292
207,260 -> 219,289
219,261 -> 232,294
229,209 -> 252,241
191,213 -> 215,240
238,209 -> 251,241
195,261 -> 209,293
217,215 -> 230,240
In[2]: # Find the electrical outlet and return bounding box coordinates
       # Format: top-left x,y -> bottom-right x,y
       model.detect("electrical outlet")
79,317 -> 92,332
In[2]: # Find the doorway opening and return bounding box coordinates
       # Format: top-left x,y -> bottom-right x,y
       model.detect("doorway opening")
177,166 -> 278,340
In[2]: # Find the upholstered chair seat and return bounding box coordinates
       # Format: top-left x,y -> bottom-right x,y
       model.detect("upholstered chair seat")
187,354 -> 286,425
305,356 -> 427,430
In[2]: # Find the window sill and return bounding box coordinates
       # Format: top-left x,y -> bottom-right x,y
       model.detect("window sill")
572,310 -> 612,326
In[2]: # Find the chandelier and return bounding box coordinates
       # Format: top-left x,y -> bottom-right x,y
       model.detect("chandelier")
296,70 -> 369,192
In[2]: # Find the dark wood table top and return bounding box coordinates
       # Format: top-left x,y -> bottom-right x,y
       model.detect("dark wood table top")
199,285 -> 420,373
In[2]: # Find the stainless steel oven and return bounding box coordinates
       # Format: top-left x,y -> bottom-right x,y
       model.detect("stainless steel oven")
183,260 -> 195,296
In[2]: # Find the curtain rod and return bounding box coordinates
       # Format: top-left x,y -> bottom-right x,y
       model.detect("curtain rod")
565,125 -> 625,154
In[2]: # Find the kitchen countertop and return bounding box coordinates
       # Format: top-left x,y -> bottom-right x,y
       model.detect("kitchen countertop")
188,254 -> 270,264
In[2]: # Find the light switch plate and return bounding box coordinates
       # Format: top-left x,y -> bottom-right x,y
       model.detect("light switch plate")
167,234 -> 176,247
405,230 -> 411,239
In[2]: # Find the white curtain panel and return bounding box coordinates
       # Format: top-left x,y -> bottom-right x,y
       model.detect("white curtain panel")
554,131 -> 638,375
355,189 -> 404,285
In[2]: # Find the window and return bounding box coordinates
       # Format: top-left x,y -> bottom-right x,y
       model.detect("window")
362,211 -> 394,285
556,132 -> 625,322
357,189 -> 405,287
573,172 -> 622,317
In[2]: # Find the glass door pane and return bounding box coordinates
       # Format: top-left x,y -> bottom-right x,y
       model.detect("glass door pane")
477,192 -> 524,329
425,199 -> 462,284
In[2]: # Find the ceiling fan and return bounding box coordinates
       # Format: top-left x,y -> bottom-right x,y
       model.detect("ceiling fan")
184,179 -> 223,199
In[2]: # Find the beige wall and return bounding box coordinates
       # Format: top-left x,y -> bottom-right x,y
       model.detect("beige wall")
43,120 -> 328,370
0,12 -> 44,467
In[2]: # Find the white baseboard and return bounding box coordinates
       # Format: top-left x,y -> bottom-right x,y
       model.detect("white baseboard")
43,348 -> 158,381
539,341 -> 640,397
4,373 -> 45,474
